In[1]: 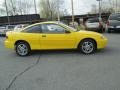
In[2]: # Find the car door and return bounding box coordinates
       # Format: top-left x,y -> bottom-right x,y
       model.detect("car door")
21,24 -> 42,49
40,23 -> 76,49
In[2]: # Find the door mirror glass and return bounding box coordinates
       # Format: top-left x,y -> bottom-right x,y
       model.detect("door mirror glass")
65,30 -> 71,34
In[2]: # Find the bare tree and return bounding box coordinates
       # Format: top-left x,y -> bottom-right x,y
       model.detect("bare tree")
101,0 -> 115,13
0,7 -> 6,15
0,0 -> 33,16
17,0 -> 33,15
90,0 -> 120,14
39,0 -> 66,20
91,4 -> 98,14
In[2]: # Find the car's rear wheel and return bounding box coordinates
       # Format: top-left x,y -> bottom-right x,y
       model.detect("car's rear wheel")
78,39 -> 97,54
15,42 -> 31,56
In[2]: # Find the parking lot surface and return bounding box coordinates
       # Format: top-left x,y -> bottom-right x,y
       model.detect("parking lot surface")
0,33 -> 120,90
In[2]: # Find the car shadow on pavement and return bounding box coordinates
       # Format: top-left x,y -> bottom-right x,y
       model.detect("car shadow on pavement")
96,46 -> 120,56
30,46 -> 119,56
31,49 -> 80,55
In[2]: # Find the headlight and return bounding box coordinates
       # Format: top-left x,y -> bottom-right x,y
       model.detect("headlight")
100,35 -> 106,39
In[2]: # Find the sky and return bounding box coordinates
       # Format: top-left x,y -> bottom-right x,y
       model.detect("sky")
0,0 -> 99,15
64,0 -> 98,15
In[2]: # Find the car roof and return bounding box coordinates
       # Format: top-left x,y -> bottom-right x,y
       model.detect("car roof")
22,21 -> 63,30
26,21 -> 62,27
36,21 -> 61,24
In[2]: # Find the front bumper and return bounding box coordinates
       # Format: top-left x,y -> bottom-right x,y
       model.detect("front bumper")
97,38 -> 108,49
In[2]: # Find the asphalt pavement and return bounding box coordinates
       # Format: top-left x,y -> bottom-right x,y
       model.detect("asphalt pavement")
0,33 -> 120,90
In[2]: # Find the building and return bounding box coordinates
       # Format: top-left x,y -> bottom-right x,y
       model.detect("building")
61,13 -> 111,25
0,14 -> 46,26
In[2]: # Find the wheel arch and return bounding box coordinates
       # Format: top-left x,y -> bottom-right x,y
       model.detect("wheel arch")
77,38 -> 97,49
14,40 -> 31,49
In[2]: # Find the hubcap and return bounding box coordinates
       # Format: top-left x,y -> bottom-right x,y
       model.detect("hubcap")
82,41 -> 94,54
17,44 -> 28,56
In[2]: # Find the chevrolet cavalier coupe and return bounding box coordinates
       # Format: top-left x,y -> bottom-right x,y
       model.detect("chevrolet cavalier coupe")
4,22 -> 107,56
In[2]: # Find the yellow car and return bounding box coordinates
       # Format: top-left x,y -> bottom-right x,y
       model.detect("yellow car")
5,21 -> 107,56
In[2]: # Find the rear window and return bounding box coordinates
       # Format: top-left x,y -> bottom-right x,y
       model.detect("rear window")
87,18 -> 99,23
109,14 -> 120,21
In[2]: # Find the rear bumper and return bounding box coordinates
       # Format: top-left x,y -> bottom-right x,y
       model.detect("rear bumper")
4,40 -> 14,49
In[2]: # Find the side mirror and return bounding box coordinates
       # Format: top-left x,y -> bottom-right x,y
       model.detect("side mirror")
65,30 -> 71,34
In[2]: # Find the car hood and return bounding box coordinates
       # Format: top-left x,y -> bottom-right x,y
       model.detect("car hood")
76,30 -> 102,36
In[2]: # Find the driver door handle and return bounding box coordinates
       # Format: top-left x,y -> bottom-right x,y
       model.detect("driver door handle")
42,35 -> 46,37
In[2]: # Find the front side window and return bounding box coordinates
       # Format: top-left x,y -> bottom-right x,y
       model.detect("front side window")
41,24 -> 65,34
22,25 -> 42,33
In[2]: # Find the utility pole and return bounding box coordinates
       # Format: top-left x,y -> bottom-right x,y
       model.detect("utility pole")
34,0 -> 37,14
97,0 -> 102,21
57,9 -> 60,21
57,0 -> 60,21
5,0 -> 10,25
116,0 -> 117,13
71,0 -> 74,26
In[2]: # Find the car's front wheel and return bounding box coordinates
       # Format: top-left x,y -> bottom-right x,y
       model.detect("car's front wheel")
78,39 -> 97,54
15,42 -> 31,56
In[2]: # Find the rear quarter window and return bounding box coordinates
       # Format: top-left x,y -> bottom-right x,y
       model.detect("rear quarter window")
22,25 -> 42,33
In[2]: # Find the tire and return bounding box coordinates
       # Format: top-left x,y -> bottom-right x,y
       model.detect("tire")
78,39 -> 97,54
15,42 -> 31,56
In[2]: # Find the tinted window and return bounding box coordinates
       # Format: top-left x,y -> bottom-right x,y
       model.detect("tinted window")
109,14 -> 120,21
41,24 -> 65,34
22,25 -> 42,33
87,18 -> 99,23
